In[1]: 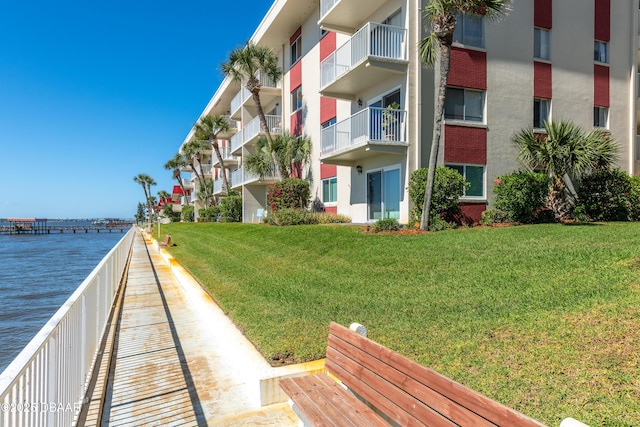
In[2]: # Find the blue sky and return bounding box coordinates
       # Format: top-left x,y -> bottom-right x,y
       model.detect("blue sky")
0,0 -> 271,219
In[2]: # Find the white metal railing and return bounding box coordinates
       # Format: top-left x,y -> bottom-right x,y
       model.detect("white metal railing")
321,107 -> 407,155
0,228 -> 135,427
200,164 -> 213,176
243,115 -> 282,144
181,178 -> 192,188
230,91 -> 243,116
230,130 -> 243,152
214,178 -> 225,194
230,168 -> 243,187
321,22 -> 407,88
320,0 -> 339,19
245,169 -> 278,183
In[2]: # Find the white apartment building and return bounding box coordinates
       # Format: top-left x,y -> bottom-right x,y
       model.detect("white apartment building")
177,0 -> 640,224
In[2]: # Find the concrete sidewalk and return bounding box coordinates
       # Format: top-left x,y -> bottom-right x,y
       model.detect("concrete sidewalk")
87,231 -> 320,426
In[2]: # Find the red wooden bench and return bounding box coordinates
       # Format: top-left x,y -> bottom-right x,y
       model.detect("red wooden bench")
280,322 -> 549,427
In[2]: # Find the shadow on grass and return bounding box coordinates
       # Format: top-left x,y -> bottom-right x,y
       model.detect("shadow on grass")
561,221 -> 604,226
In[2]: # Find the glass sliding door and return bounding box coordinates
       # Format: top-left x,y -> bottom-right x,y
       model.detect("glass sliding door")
367,168 -> 400,220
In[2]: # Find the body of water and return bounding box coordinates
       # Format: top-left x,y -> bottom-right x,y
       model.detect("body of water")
0,221 -> 129,373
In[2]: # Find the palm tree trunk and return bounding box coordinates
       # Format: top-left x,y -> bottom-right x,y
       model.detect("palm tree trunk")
420,42 -> 452,231
211,137 -> 230,194
250,86 -> 284,180
173,169 -> 190,205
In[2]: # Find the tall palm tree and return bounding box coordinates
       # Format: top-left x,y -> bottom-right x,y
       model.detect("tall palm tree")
164,153 -> 190,205
418,0 -> 511,230
181,139 -> 212,207
194,115 -> 231,194
221,42 -> 285,179
513,120 -> 618,220
133,173 -> 156,226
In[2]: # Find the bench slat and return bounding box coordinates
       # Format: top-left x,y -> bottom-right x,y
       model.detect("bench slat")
328,322 -> 546,427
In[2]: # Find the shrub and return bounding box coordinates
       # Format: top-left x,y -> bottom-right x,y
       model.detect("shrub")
370,218 -> 401,232
492,171 -> 550,223
409,167 -> 467,224
574,168 -> 634,221
315,213 -> 352,224
181,205 -> 194,222
219,196 -> 242,222
480,209 -> 510,225
268,178 -> 311,211
267,208 -> 318,226
163,205 -> 181,222
198,206 -> 220,222
629,176 -> 640,220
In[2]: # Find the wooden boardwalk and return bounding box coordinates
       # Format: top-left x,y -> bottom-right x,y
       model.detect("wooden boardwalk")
79,232 -> 298,427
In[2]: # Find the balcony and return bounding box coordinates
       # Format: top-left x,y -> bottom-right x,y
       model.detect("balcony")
217,115 -> 239,140
320,107 -> 408,166
213,176 -> 232,195
229,167 -> 278,189
181,178 -> 193,189
212,144 -> 239,168
232,114 -> 282,155
229,71 -> 282,119
320,22 -> 408,100
319,0 -> 389,34
200,164 -> 213,177
230,168 -> 244,189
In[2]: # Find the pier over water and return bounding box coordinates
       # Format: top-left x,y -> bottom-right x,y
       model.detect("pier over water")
0,218 -> 134,235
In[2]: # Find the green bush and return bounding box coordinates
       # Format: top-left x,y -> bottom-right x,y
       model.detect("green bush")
370,218 -> 401,232
315,212 -> 352,224
268,178 -> 311,211
198,206 -> 220,222
629,176 -> 640,220
267,208 -> 318,226
219,196 -> 242,222
575,168 -> 634,221
480,209 -> 510,225
493,171 -> 550,223
409,167 -> 467,224
181,205 -> 194,222
163,205 -> 181,222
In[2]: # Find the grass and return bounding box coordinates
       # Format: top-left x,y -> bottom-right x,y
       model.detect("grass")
161,221 -> 640,426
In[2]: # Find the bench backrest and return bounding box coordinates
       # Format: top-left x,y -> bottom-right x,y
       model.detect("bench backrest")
325,322 -> 547,427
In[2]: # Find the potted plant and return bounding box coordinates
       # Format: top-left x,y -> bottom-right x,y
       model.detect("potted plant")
382,102 -> 401,140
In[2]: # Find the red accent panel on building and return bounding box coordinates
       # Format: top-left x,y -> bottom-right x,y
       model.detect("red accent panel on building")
447,47 -> 486,90
290,109 -> 303,136
533,61 -> 552,99
320,164 -> 337,179
290,61 -> 302,92
290,27 -> 302,44
534,0 -> 552,29
324,206 -> 338,214
594,0 -> 610,41
319,31 -> 336,61
459,203 -> 486,223
594,64 -> 610,107
444,125 -> 487,164
320,97 -> 336,125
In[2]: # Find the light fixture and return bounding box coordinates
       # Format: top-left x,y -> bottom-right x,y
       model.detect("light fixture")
357,98 -> 363,107
356,165 -> 363,175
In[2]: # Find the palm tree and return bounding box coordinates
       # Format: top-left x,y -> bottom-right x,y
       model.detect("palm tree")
157,190 -> 171,208
181,139 -> 212,207
513,120 -> 618,220
221,42 -> 285,178
194,115 -> 231,194
133,173 -> 156,226
164,153 -> 190,205
244,136 -> 276,180
244,132 -> 313,180
418,0 -> 511,230
285,133 -> 312,179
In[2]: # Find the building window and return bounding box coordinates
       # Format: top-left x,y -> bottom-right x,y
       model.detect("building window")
291,35 -> 302,66
594,40 -> 608,63
322,177 -> 337,203
444,87 -> 485,122
594,106 -> 609,128
291,86 -> 302,111
534,28 -> 551,60
447,164 -> 485,198
533,98 -> 550,128
321,117 -> 337,128
453,13 -> 484,48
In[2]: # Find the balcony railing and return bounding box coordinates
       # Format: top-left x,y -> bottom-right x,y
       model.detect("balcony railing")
320,0 -> 338,18
0,229 -> 135,427
230,71 -> 281,116
243,115 -> 282,144
321,22 -> 407,88
199,164 -> 213,176
214,177 -> 231,194
230,91 -> 243,116
230,131 -> 243,153
321,107 -> 407,155
230,168 -> 243,188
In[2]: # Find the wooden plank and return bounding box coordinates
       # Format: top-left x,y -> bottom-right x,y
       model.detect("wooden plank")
328,322 -> 547,427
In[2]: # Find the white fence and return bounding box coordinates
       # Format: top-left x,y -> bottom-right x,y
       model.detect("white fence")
0,227 -> 135,427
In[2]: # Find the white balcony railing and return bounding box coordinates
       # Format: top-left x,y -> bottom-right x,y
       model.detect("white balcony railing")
230,131 -> 243,152
230,91 -> 243,115
321,107 -> 407,155
200,164 -> 213,176
320,0 -> 339,19
231,71 -> 281,115
214,177 -> 231,194
243,115 -> 282,144
321,22 -> 407,88
245,169 -> 278,183
230,168 -> 243,187
0,228 -> 135,427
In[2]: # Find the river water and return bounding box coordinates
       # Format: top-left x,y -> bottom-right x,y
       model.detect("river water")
0,221 -> 128,373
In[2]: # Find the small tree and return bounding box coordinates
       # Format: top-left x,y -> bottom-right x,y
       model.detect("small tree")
574,168 -> 634,221
493,171 -> 550,223
409,166 -> 467,228
268,178 -> 311,211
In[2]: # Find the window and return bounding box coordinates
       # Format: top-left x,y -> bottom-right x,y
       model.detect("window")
291,35 -> 302,66
453,13 -> 484,48
594,40 -> 608,63
444,87 -> 485,122
533,98 -> 550,128
594,106 -> 609,128
447,164 -> 485,197
534,28 -> 550,60
322,177 -> 337,203
291,86 -> 302,111
321,117 -> 337,128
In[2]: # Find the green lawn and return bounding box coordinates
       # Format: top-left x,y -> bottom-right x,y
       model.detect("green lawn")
161,222 -> 640,426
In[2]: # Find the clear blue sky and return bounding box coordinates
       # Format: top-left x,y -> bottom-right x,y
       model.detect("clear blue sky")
0,0 -> 271,219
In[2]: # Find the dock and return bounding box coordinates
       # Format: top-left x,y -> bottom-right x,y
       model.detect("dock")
0,218 -> 133,235
78,231 -> 310,426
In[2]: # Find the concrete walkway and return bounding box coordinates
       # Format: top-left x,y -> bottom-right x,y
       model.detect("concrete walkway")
89,231 -> 311,426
